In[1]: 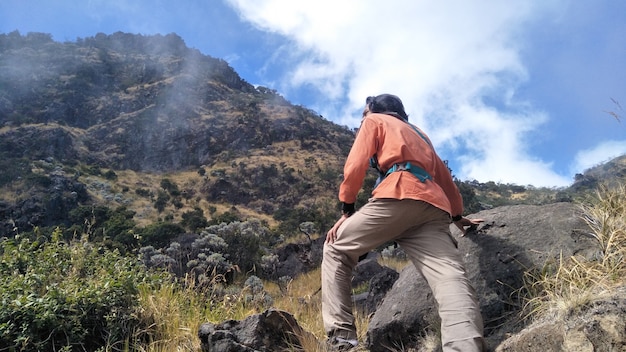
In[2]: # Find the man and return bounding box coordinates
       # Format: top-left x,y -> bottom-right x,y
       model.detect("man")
322,94 -> 485,351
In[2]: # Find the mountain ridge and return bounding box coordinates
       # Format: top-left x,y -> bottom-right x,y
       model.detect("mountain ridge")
1,30 -> 624,242
0,31 -> 357,240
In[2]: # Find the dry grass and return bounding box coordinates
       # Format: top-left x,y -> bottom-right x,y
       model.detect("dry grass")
134,282 -> 206,351
264,267 -> 372,350
379,256 -> 411,273
134,276 -> 259,352
522,183 -> 626,319
133,255 -> 408,352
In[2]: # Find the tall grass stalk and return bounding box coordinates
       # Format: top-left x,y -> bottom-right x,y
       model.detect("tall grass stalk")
580,184 -> 626,272
264,267 -> 372,350
132,255 -> 409,351
522,184 -> 626,319
134,276 -> 256,352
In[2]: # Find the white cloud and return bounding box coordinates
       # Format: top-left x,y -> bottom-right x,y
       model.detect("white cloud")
225,0 -> 573,186
571,140 -> 626,175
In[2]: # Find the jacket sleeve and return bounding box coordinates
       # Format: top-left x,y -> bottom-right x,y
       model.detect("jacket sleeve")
338,118 -> 378,204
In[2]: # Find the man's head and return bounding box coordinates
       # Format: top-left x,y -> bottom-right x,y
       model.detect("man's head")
365,94 -> 408,121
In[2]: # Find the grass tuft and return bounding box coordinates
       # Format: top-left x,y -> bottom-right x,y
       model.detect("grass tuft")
521,183 -> 626,320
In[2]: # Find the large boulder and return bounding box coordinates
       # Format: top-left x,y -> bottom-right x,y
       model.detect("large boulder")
366,202 -> 600,351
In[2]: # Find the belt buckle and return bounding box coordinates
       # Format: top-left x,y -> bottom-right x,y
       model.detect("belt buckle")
396,163 -> 409,171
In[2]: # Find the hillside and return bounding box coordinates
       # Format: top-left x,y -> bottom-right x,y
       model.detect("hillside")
1,30 -> 624,246
0,31 -> 359,242
1,30 -> 626,352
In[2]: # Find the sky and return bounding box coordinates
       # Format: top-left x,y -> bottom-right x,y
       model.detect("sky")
1,0 -> 625,187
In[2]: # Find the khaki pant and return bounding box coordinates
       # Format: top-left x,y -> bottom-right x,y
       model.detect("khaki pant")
322,199 -> 485,352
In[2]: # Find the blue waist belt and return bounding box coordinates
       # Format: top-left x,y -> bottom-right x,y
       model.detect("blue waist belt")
385,162 -> 432,183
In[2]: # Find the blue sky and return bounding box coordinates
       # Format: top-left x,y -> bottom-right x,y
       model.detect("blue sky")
1,0 -> 625,187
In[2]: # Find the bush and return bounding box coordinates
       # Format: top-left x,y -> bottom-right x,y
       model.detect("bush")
181,207 -> 209,232
0,229 -> 167,351
103,169 -> 118,180
135,188 -> 151,197
154,190 -> 170,212
160,178 -> 180,196
208,211 -> 241,226
139,231 -> 238,286
24,173 -> 53,188
67,205 -> 138,252
205,220 -> 269,274
138,222 -> 185,249
0,155 -> 30,187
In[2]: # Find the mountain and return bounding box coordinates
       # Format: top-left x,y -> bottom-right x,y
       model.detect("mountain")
0,31 -> 356,241
2,31 -> 625,351
570,154 -> 626,193
0,30 -> 624,246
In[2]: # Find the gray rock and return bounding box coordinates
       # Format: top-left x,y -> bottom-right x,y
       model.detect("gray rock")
352,254 -> 386,288
198,202 -> 626,352
366,202 -> 600,351
272,237 -> 325,281
198,308 -> 314,352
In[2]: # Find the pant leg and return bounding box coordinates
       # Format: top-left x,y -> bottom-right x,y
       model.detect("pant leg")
395,205 -> 485,352
322,199 -> 425,340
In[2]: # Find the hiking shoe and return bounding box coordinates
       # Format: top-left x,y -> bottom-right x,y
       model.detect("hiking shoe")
326,336 -> 358,351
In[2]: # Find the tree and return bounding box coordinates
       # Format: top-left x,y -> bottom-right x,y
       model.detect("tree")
298,222 -> 317,244
181,207 -> 208,232
139,222 -> 185,249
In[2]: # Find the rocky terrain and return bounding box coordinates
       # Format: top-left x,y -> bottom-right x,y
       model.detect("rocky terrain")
0,31 -> 354,240
199,202 -> 625,351
1,31 -> 625,351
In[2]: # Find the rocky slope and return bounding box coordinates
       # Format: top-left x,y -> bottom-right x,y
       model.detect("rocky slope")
199,202 -> 626,351
0,31 -> 355,238
2,31 -> 625,241
2,31 -> 626,351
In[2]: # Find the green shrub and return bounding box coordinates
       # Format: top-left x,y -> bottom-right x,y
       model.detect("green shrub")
160,178 -> 180,196
0,229 -> 167,351
67,205 -> 138,252
180,207 -> 209,232
154,190 -> 170,212
103,169 -> 118,180
24,173 -> 53,188
208,211 -> 241,226
205,220 -> 268,274
138,222 -> 185,249
135,188 -> 152,197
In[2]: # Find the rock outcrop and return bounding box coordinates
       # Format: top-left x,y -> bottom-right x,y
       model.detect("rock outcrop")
199,202 -> 626,352
366,202 -> 601,350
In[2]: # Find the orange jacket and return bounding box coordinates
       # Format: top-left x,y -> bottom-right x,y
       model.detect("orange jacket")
339,112 -> 464,217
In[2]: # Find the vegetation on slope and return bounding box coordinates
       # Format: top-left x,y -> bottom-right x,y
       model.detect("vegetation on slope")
2,31 -> 626,351
2,182 -> 623,351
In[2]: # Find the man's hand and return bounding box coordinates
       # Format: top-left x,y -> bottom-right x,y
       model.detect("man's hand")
454,217 -> 484,236
326,214 -> 349,244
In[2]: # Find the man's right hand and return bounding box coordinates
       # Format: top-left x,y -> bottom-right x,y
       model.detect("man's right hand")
326,215 -> 350,244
